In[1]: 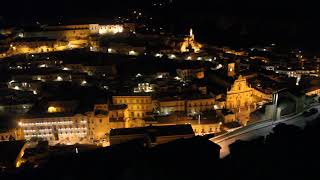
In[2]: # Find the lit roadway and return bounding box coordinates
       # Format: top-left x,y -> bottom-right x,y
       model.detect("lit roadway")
211,103 -> 320,158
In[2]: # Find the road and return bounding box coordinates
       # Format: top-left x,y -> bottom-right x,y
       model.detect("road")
211,103 -> 320,158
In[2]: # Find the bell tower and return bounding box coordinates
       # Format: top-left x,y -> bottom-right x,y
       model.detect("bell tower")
228,63 -> 236,77
189,28 -> 195,40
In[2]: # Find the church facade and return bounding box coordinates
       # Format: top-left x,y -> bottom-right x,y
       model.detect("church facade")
226,76 -> 272,110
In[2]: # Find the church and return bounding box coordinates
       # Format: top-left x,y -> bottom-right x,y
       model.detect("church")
226,75 -> 272,110
180,28 -> 203,53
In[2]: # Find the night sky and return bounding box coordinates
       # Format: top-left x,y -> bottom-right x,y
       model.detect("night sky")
2,0 -> 320,49
2,0 -> 317,17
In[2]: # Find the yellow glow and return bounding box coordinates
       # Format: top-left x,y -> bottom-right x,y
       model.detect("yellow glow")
180,28 -> 202,53
81,80 -> 87,86
129,50 -> 138,56
99,25 -> 124,35
48,106 -> 57,113
16,160 -> 22,168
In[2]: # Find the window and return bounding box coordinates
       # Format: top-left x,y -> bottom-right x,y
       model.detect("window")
99,119 -> 102,123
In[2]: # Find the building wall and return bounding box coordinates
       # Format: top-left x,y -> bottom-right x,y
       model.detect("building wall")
192,123 -> 221,135
227,63 -> 235,77
19,114 -> 88,145
99,25 -> 124,35
226,75 -> 271,110
223,114 -> 237,123
24,29 -> 90,41
9,40 -> 69,55
112,96 -> 153,119
159,100 -> 185,114
186,98 -> 215,114
306,89 -> 320,96
252,89 -> 272,100
158,98 -> 215,115
87,113 -> 109,141
0,128 -> 24,141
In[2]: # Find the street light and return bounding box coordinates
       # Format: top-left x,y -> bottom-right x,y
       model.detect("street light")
272,88 -> 287,123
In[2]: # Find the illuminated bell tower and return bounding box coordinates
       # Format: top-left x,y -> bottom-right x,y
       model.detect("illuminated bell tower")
228,63 -> 236,77
190,28 -> 194,40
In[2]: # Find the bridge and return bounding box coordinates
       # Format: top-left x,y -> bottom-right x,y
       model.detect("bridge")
211,103 -> 320,158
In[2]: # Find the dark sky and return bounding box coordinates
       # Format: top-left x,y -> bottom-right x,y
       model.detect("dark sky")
2,0 -> 318,17
2,0 -> 320,49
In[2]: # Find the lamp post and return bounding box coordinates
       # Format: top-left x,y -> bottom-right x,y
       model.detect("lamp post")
272,92 -> 279,124
272,88 -> 286,124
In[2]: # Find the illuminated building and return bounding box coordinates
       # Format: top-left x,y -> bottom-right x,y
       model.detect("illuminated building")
222,47 -> 247,56
8,38 -> 69,55
192,123 -> 221,136
176,68 -> 205,80
158,96 -> 215,115
306,87 -> 320,96
133,83 -> 155,93
24,25 -> 92,42
112,95 -> 153,119
24,23 -> 133,40
46,101 -> 79,114
226,75 -> 272,110
158,99 -> 185,115
98,25 -> 124,34
0,52 -> 6,58
180,28 -> 202,53
18,103 -> 141,145
8,80 -> 42,93
186,98 -> 215,114
0,128 -> 24,142
87,104 -> 130,141
19,113 -> 89,145
227,63 -> 235,77
106,43 -> 145,55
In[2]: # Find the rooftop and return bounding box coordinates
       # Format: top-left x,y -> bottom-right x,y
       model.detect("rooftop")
110,124 -> 194,137
12,37 -> 59,43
